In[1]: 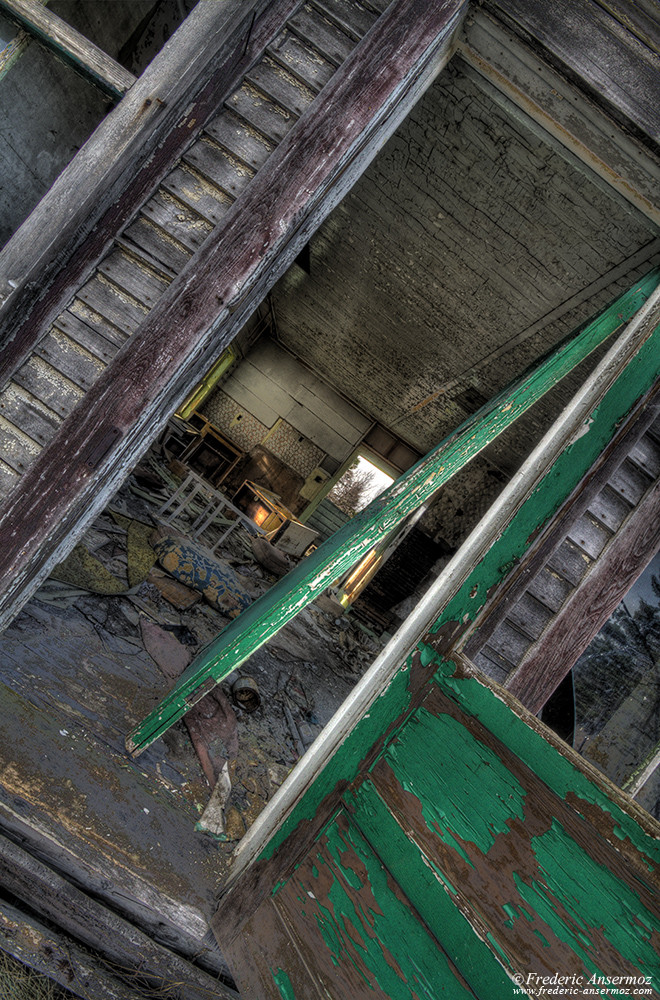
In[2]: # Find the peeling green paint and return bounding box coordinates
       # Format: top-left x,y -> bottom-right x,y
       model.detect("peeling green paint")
386,709 -> 526,855
430,663 -> 660,872
346,779 -> 516,1000
303,816 -> 479,999
127,270 -> 660,756
513,821 -> 660,987
272,967 -> 297,1000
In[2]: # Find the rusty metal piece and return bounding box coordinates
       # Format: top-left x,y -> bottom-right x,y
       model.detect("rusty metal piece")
232,675 -> 261,713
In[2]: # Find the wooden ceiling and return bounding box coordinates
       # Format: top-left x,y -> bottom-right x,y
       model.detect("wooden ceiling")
271,58 -> 660,471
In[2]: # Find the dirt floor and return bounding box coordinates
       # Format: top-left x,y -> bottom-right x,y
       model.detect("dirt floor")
0,460 -> 385,975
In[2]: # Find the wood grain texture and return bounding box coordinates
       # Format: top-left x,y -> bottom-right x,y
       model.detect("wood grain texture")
507,477 -> 660,713
0,0 -> 136,97
0,0 -> 301,371
0,834 -> 237,1000
484,0 -> 660,144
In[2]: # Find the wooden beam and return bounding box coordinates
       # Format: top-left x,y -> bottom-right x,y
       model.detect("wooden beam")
0,833 -> 238,1000
483,0 -> 660,148
0,0 -> 46,81
126,272 -> 660,756
0,0 -> 293,359
506,475 -> 660,714
0,0 -> 136,98
0,1 -> 467,623
459,11 -> 660,226
462,387 -> 660,662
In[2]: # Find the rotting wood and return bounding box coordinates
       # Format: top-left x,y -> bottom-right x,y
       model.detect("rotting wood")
459,12 -> 660,227
217,294 -> 660,936
0,0 -> 136,97
506,476 -> 660,713
126,272 -> 660,755
483,0 -> 660,146
0,833 -> 238,1000
0,0 -> 467,631
463,390 -> 660,662
0,899 -> 139,1000
0,0 -> 301,362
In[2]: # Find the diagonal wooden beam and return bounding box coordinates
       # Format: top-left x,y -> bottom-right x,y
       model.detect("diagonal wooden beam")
0,0 -> 468,630
126,271 -> 660,756
0,0 -> 136,97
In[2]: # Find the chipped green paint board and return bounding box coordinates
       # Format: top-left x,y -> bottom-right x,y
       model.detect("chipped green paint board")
385,708 -> 526,856
427,657 -> 660,872
513,820 -> 660,988
275,813 -> 479,999
127,268 -> 660,756
344,778 -> 516,1000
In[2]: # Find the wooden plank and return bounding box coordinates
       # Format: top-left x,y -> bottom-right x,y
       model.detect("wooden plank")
483,0 -> 660,143
12,356 -> 83,420
0,899 -> 138,1000
507,478 -> 660,713
312,0 -> 378,40
0,0 -> 301,373
587,483 -> 633,532
593,0 -> 660,54
204,110 -> 276,171
53,309 -> 124,362
246,55 -> 318,115
0,0 -> 136,98
610,456 -> 654,505
506,590 -> 553,640
122,216 -> 193,277
76,274 -> 149,337
125,273 -> 659,755
0,833 -> 239,1000
183,139 -> 255,201
0,384 -> 59,448
34,330 -> 105,392
267,27 -> 338,90
0,416 -> 41,474
565,509 -> 613,559
272,810 -> 478,999
97,246 -> 171,307
630,430 -> 660,477
368,683 -> 660,984
141,191 -> 214,253
288,3 -> 358,64
525,564 -> 573,614
160,164 -> 234,226
219,898 -> 323,1000
546,537 -> 592,587
226,81 -> 299,144
485,619 -> 533,666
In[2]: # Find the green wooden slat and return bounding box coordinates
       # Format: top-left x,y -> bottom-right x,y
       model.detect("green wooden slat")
126,268 -> 660,755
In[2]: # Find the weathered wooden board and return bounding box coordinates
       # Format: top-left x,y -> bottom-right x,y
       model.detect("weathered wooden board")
0,0 -> 136,98
221,897 -> 324,1000
507,477 -> 660,713
287,4 -> 358,64
204,110 -> 276,171
268,27 -> 337,90
365,679 -> 660,984
0,0 -> 301,368
273,811 -> 478,999
484,0 -> 660,143
0,833 -> 237,1000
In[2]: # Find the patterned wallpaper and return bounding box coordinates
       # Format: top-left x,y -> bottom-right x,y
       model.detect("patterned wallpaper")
201,390 -> 324,478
